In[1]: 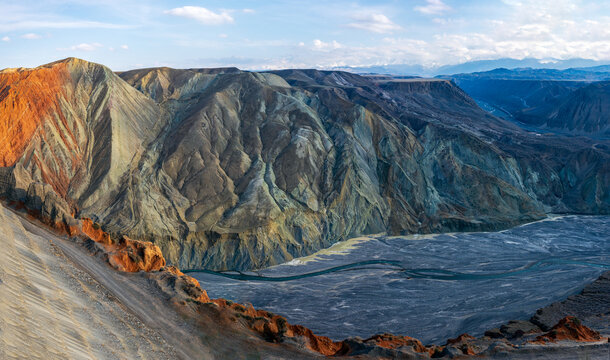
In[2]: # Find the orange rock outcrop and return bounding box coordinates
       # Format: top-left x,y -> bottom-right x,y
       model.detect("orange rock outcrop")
364,333 -> 429,353
159,266 -> 211,303
81,218 -> 113,245
106,235 -> 166,272
444,333 -> 478,355
533,316 -> 603,344
210,299 -> 343,356
446,333 -> 476,345
80,217 -> 165,272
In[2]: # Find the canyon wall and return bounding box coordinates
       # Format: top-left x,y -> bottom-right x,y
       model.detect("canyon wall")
0,59 -> 607,270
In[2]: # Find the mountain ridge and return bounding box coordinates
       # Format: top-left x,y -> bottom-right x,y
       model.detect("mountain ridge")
331,58 -> 610,77
0,58 -> 608,271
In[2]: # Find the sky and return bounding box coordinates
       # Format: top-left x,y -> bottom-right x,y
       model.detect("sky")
1,0 -> 610,71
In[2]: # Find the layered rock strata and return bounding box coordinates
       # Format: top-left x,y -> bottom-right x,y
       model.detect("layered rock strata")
1,59 -> 608,270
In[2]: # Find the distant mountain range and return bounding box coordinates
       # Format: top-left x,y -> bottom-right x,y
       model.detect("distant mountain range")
333,58 -> 610,77
441,66 -> 610,81
440,67 -> 610,137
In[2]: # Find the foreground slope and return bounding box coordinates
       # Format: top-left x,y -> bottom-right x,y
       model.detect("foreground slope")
0,204 -> 176,359
0,202 -> 323,359
0,59 -> 608,271
3,199 -> 608,359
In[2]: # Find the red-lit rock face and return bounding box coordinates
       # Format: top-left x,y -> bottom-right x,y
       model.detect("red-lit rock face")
0,63 -> 70,167
81,218 -> 112,245
80,217 -> 165,272
0,58 -> 162,206
364,333 -> 429,353
533,316 -> 603,343
107,235 -> 166,272
0,60 -> 94,199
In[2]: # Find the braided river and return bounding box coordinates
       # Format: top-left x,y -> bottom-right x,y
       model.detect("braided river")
190,215 -> 610,344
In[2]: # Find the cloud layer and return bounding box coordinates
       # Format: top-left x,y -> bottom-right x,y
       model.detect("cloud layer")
1,0 -> 609,71
21,33 -> 42,40
347,13 -> 401,33
414,0 -> 451,15
165,6 -> 234,25
58,42 -> 103,51
278,0 -> 610,68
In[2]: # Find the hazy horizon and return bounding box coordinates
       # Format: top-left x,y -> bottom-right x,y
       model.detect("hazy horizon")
1,0 -> 610,72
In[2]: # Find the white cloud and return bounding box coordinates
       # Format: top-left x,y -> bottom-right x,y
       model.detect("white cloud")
166,0 -> 610,71
242,9 -> 255,14
0,21 -> 132,32
120,44 -> 128,50
252,0 -> 609,69
414,0 -> 451,15
312,39 -> 342,50
1,36 -> 9,42
219,33 -> 228,38
58,42 -> 103,51
347,13 -> 401,34
4,0 -> 607,71
165,6 -> 234,25
21,33 -> 41,39
432,17 -> 466,26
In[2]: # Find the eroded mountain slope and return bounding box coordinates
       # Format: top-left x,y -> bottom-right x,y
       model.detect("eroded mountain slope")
542,81 -> 610,136
445,69 -> 610,137
0,57 -> 165,217
116,67 -> 548,270
0,59 -> 608,271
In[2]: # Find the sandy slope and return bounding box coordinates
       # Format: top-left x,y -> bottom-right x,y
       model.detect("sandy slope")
0,205 -> 177,360
0,203 -> 318,360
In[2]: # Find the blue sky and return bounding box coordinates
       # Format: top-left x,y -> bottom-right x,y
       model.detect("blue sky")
1,0 -> 610,70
